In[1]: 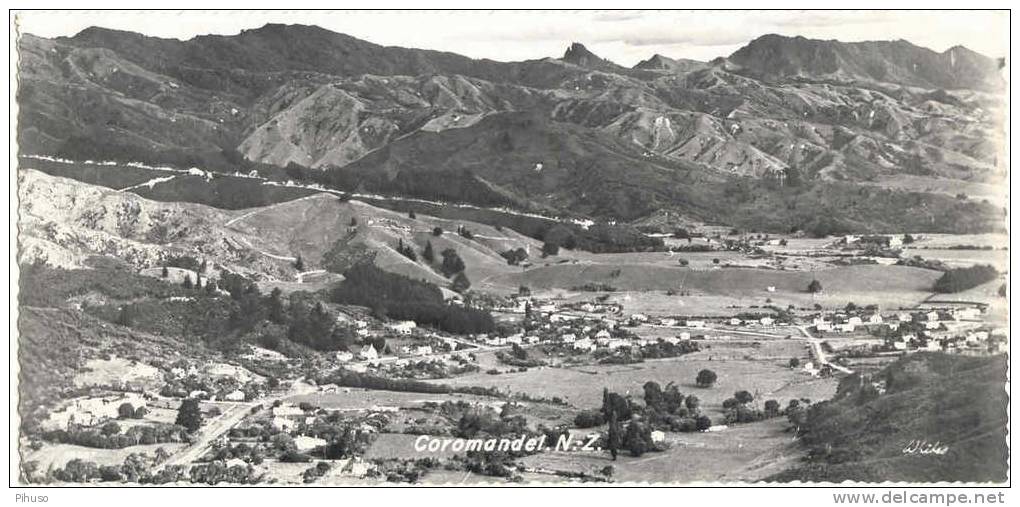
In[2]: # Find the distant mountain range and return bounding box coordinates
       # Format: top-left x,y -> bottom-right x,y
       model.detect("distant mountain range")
16,24 -> 1006,234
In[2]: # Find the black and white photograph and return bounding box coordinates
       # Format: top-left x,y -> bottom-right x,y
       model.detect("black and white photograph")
9,8 -> 1011,490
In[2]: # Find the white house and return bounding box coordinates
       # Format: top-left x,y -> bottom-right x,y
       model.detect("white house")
893,341 -> 908,351
868,314 -> 884,324
925,321 -> 941,330
816,322 -> 833,332
838,323 -> 855,333
273,403 -> 304,417
359,344 -> 379,360
650,430 -> 666,443
966,331 -> 989,343
335,351 -> 354,362
294,435 -> 328,452
573,338 -> 597,352
888,236 -> 903,247
560,333 -> 577,343
898,313 -> 913,322
631,313 -> 649,322
766,286 -> 776,293
606,339 -> 630,350
271,417 -> 295,432
660,318 -> 678,327
678,332 -> 691,341
925,340 -> 941,352
730,318 -> 742,326
412,345 -> 433,356
594,329 -> 612,340
760,317 -> 775,327
847,316 -> 863,326
389,321 -> 417,335
224,390 -> 246,402
686,320 -> 707,328
926,311 -> 940,322
953,308 -> 981,321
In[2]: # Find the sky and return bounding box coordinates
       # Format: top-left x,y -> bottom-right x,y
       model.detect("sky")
16,10 -> 1010,66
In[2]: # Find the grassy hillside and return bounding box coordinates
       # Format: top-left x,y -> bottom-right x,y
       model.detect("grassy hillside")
769,352 -> 1008,483
493,263 -> 941,294
17,306 -> 215,429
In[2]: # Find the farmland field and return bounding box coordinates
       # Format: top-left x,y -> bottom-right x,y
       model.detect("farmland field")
284,388 -> 499,411
516,418 -> 800,483
427,353 -> 837,418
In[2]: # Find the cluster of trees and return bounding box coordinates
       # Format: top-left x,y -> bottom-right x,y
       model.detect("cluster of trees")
188,460 -> 263,485
456,225 -> 475,239
322,368 -> 503,397
640,382 -> 710,433
164,255 -> 204,272
44,422 -> 190,449
117,402 -> 148,419
423,241 -> 435,263
541,241 -> 560,257
331,263 -> 493,334
695,369 -> 718,387
286,296 -> 355,352
395,239 -> 417,261
495,344 -> 545,368
933,265 -> 999,293
302,462 -> 332,483
439,248 -> 466,277
721,390 -> 774,424
601,409 -> 669,459
500,247 -> 529,266
48,453 -> 158,483
807,279 -> 823,293
175,398 -> 203,433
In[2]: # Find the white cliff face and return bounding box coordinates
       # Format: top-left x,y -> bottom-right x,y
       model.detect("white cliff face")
16,170 -> 280,276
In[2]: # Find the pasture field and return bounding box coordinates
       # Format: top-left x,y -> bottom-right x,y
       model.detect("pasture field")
428,355 -> 837,418
284,389 -> 498,411
493,263 -> 939,304
516,418 -> 799,483
364,433 -> 462,460
903,248 -> 1008,270
858,175 -> 1007,208
904,233 -> 1008,249
23,442 -> 187,471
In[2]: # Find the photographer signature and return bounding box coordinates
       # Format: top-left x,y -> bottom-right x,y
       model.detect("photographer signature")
902,439 -> 949,455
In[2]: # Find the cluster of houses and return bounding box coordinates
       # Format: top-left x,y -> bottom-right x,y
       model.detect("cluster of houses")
841,234 -> 905,248
813,307 -> 984,335
643,314 -> 777,329
889,327 -> 1007,355
41,392 -> 149,431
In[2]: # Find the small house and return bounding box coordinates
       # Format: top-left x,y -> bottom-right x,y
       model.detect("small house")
359,344 -> 379,361
224,390 -> 246,402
